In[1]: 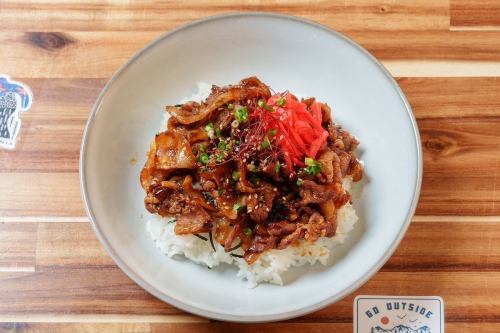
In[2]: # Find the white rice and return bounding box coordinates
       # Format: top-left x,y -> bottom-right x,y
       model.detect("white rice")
146,83 -> 360,287
147,199 -> 357,287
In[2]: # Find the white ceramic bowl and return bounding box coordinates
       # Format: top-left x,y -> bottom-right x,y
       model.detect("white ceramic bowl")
80,13 -> 422,322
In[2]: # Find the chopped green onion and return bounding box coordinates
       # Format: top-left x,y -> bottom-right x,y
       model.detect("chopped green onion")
232,171 -> 241,181
205,122 -> 214,138
199,153 -> 209,164
233,202 -> 245,212
261,136 -> 271,149
215,128 -> 221,138
218,141 -> 227,151
304,157 -> 321,175
268,129 -> 277,136
243,227 -> 253,236
258,99 -> 273,112
296,178 -> 304,186
200,143 -> 206,152
305,157 -> 315,166
234,107 -> 248,123
231,120 -> 239,128
227,103 -> 234,110
216,152 -> 224,163
276,96 -> 286,107
247,164 -> 257,172
275,162 -> 281,174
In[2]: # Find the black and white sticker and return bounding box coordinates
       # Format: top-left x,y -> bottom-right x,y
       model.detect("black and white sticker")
0,75 -> 33,149
354,295 -> 444,333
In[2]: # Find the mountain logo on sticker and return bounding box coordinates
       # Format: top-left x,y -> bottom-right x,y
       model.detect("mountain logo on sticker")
371,324 -> 431,333
354,296 -> 444,333
0,75 -> 33,149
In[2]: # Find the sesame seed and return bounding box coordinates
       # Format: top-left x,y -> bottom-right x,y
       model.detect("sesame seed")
273,187 -> 277,192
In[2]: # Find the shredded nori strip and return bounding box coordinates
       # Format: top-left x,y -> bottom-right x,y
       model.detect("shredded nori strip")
227,242 -> 242,252
209,230 -> 216,252
230,253 -> 244,258
268,200 -> 289,222
194,231 -> 225,254
202,191 -> 218,208
194,234 -> 208,241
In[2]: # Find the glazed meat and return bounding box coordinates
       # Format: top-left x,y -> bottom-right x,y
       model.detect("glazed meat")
298,180 -> 343,205
246,182 -> 277,223
140,131 -> 196,190
141,77 -> 363,264
175,207 -> 212,235
166,77 -> 271,125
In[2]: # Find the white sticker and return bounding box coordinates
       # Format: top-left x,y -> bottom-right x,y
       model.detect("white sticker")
0,75 -> 33,150
354,295 -> 444,333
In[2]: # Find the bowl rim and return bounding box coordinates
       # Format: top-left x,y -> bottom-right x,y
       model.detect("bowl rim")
79,12 -> 423,323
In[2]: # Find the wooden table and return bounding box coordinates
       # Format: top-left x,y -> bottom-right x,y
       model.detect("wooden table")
0,1 -> 499,332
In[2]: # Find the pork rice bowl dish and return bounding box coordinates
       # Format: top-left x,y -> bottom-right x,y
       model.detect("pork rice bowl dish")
140,77 -> 363,287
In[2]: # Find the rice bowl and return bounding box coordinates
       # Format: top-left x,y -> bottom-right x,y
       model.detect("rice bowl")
80,13 -> 421,321
143,81 -> 363,287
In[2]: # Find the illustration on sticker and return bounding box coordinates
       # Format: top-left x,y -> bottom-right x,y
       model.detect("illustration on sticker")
0,75 -> 33,149
354,296 -> 444,333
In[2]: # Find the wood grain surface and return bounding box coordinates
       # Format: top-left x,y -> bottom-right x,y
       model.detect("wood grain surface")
451,0 -> 500,29
0,1 -> 499,332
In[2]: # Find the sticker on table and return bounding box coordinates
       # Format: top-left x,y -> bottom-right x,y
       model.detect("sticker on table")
0,75 -> 33,149
354,295 -> 444,333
